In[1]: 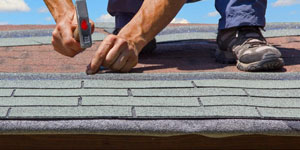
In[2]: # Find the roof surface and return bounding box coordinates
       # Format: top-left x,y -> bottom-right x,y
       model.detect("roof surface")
1,23 -> 300,137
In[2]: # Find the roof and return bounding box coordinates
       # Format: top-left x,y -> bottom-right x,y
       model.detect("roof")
1,23 -> 300,138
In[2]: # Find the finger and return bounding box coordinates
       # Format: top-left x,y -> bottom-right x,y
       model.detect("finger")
52,29 -> 79,57
120,56 -> 138,73
102,38 -> 126,68
90,19 -> 95,34
88,35 -> 117,74
58,23 -> 82,53
110,52 -> 128,71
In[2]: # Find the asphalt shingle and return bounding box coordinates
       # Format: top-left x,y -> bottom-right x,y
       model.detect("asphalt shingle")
245,89 -> 300,98
0,89 -> 13,97
131,88 -> 246,97
135,106 -> 259,118
258,108 -> 300,119
82,97 -> 199,106
84,80 -> 193,88
194,80 -> 300,89
0,97 -> 78,106
200,97 -> 300,108
8,106 -> 132,119
0,107 -> 8,118
14,89 -> 128,97
0,80 -> 81,89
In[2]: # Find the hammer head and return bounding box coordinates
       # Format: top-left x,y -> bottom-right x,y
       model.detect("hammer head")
74,0 -> 92,49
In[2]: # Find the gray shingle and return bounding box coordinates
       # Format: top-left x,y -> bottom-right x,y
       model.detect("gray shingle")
14,89 -> 128,97
135,106 -> 259,118
132,88 -> 246,97
82,97 -> 199,106
258,108 -> 300,119
9,106 -> 131,119
0,80 -> 81,89
0,97 -> 78,106
0,38 -> 37,47
0,89 -> 13,97
245,89 -> 300,98
201,97 -> 300,108
0,107 -> 8,118
194,80 -> 300,89
84,80 -> 193,88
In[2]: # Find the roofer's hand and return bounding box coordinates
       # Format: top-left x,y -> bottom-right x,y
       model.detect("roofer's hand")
87,34 -> 140,74
43,0 -> 94,57
86,0 -> 186,74
52,12 -> 95,57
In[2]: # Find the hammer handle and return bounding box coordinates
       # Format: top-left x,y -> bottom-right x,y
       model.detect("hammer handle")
73,27 -> 80,42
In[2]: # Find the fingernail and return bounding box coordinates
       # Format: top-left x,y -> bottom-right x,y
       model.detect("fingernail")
86,64 -> 94,75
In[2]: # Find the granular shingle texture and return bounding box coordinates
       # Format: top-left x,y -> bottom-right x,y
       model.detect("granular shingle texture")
1,75 -> 300,137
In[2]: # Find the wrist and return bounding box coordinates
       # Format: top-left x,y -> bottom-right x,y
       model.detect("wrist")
118,32 -> 148,54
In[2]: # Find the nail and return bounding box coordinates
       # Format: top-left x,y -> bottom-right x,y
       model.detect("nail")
86,63 -> 94,75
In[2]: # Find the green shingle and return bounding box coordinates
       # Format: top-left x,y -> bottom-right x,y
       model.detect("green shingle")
82,97 -> 199,106
194,80 -> 300,89
84,80 -> 193,88
0,89 -> 13,97
9,106 -> 131,119
135,106 -> 259,118
131,88 -> 246,97
258,108 -> 300,119
0,97 -> 78,106
14,89 -> 128,97
135,107 -> 204,117
0,80 -> 81,89
0,107 -> 8,118
245,89 -> 300,98
201,97 -> 300,108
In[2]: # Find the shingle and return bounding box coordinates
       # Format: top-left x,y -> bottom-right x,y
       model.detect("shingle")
194,80 -> 300,89
201,97 -> 300,108
0,89 -> 13,97
9,106 -> 131,119
258,108 -> 300,119
0,80 -> 81,89
135,106 -> 259,118
0,38 -> 37,47
131,88 -> 246,97
84,80 -> 193,88
0,107 -> 8,118
0,97 -> 78,106
245,89 -> 300,98
14,89 -> 128,97
82,97 -> 199,106
135,107 -> 204,117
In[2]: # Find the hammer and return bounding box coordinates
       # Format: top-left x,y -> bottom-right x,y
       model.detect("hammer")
73,0 -> 92,49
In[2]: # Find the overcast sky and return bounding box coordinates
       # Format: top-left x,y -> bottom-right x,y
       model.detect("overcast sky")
0,0 -> 299,25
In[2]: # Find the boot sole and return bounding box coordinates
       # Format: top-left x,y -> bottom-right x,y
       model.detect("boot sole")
237,57 -> 284,72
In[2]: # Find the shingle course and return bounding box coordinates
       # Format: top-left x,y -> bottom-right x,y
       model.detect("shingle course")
0,97 -> 78,106
8,106 -> 132,119
82,97 -> 199,106
132,88 -> 246,97
14,89 -> 128,97
0,89 -> 14,97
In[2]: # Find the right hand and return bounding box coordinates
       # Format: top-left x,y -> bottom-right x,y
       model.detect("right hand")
51,11 -> 94,57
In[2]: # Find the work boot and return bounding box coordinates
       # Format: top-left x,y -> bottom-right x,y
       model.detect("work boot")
113,28 -> 156,55
216,26 -> 284,72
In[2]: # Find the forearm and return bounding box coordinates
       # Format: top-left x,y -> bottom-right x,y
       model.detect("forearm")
43,0 -> 75,23
118,0 -> 186,51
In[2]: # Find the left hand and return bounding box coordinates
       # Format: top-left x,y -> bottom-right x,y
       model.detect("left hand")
86,34 -> 140,74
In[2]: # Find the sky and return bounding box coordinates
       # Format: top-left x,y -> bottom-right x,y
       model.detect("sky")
0,0 -> 299,25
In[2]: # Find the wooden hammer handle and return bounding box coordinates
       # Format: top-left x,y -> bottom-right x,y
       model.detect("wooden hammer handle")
73,27 -> 80,42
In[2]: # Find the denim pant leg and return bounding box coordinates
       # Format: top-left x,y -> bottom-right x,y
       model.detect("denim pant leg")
215,0 -> 267,30
107,0 -> 143,29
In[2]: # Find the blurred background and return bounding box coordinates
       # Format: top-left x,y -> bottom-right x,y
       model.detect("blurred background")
0,0 -> 299,25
